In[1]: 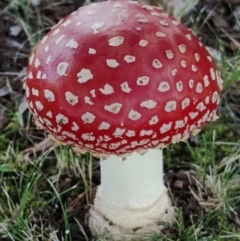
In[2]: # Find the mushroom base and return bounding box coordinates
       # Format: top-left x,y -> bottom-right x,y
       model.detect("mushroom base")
88,150 -> 175,240
89,186 -> 174,240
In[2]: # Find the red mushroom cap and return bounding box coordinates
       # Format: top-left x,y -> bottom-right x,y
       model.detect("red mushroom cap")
25,1 -> 222,157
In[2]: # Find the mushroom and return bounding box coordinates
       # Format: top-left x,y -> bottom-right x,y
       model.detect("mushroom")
24,1 -> 222,240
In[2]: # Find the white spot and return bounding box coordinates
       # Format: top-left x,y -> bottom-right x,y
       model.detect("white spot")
126,130 -> 135,137
196,83 -> 203,93
139,139 -> 150,146
71,122 -> 79,132
35,101 -> 43,111
32,88 -> 39,96
108,36 -> 124,47
172,69 -> 177,76
129,0 -> 138,4
84,96 -> 93,105
189,112 -> 199,119
135,27 -> 142,31
55,35 -> 65,45
106,59 -> 119,68
149,115 -> 159,125
46,111 -> 52,118
91,22 -> 105,34
210,68 -> 216,80
202,110 -> 210,123
212,91 -> 219,103
57,62 -> 69,76
56,114 -> 68,124
120,82 -> 132,93
172,20 -> 180,25
82,133 -> 95,141
35,58 -> 40,68
46,56 -> 51,64
172,134 -> 182,144
196,102 -> 206,112
182,98 -> 190,110
156,32 -> 166,37
128,109 -> 141,121
118,15 -> 125,22
99,84 -> 114,95
152,59 -> 162,69
86,11 -> 96,15
66,39 -> 78,49
151,12 -> 161,16
140,130 -> 153,136
112,3 -> 122,9
77,68 -> 93,83
140,100 -> 157,109
124,55 -> 136,63
41,36 -> 48,44
43,118 -> 52,126
180,60 -> 187,68
99,122 -> 110,130
203,75 -> 209,87
65,92 -> 78,105
165,50 -> 174,59
130,141 -> 138,148
29,53 -> 35,65
176,81 -> 183,92
81,112 -> 96,124
185,34 -> 192,41
158,82 -> 170,92
61,19 -> 72,27
195,53 -> 200,62
205,96 -> 210,104
165,101 -> 177,112
76,21 -> 82,26
104,103 -> 122,114
88,48 -> 96,54
160,122 -> 172,133
109,142 -> 121,150
139,18 -> 149,23
44,46 -> 49,52
142,5 -> 154,10
52,28 -> 60,36
175,120 -> 184,129
207,56 -> 212,62
62,131 -> 76,140
44,89 -> 55,102
42,73 -> 47,79
113,128 -> 125,137
90,90 -> 96,98
159,19 -> 169,26
189,79 -> 194,89
139,40 -> 148,47
178,44 -> 186,53
192,65 -> 197,72
36,71 -> 42,79
137,76 -> 150,86
26,87 -> 30,98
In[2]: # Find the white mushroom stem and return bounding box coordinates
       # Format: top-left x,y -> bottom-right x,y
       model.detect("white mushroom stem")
89,149 -> 175,240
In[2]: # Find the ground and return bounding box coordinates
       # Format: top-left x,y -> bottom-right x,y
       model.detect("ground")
0,0 -> 240,240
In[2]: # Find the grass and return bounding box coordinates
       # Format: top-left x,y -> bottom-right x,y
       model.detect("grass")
1,0 -> 240,240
